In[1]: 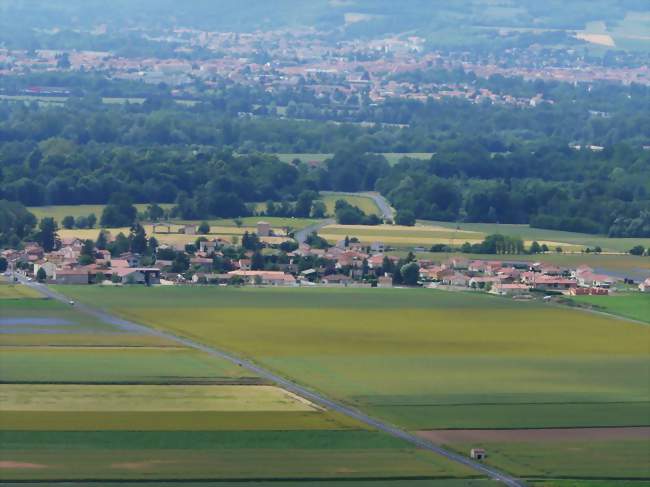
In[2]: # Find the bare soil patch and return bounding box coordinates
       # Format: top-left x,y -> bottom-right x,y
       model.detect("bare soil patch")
0,461 -> 47,469
417,426 -> 650,443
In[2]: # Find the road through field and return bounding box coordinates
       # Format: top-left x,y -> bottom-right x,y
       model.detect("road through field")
19,279 -> 525,487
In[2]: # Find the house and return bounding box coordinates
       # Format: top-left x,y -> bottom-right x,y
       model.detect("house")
238,258 -> 252,271
199,240 -> 219,254
183,224 -> 198,235
33,261 -> 57,279
531,275 -> 577,292
119,253 -> 142,268
577,271 -> 615,289
115,267 -> 161,285
370,242 -> 385,253
377,275 -> 393,288
490,283 -> 530,296
53,268 -> 90,284
322,274 -> 353,285
639,278 -> 650,293
227,270 -> 296,286
442,273 -> 470,287
257,221 -> 271,237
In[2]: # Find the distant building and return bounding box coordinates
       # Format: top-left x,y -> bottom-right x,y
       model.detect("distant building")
53,269 -> 90,285
470,448 -> 486,461
257,221 -> 271,237
640,278 -> 650,293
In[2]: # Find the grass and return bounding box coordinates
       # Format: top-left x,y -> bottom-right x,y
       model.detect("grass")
0,410 -> 358,431
447,440 -> 650,479
58,287 -> 650,433
0,346 -> 252,383
0,384 -> 317,412
571,293 -> 650,324
319,194 -> 382,217
0,482 -> 497,487
0,283 -> 42,299
0,431 -> 475,481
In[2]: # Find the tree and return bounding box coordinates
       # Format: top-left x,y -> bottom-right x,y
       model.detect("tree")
251,251 -> 265,271
529,241 -> 542,254
96,230 -> 108,250
234,218 -> 243,228
400,262 -> 420,286
198,221 -> 210,234
311,201 -> 327,218
62,215 -> 75,229
295,191 -> 317,218
100,194 -> 137,228
38,217 -> 59,252
147,204 -> 164,222
395,210 -> 415,226
95,272 -> 105,284
629,245 -> 645,256
0,257 -> 7,272
78,239 -> 96,265
129,224 -> 148,254
36,267 -> 47,282
87,213 -> 97,229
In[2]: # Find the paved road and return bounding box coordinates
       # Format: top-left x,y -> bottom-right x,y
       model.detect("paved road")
294,218 -> 335,244
321,191 -> 395,222
21,278 -> 525,487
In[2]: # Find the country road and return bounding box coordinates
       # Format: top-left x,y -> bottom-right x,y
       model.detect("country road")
20,278 -> 525,487
294,218 -> 335,244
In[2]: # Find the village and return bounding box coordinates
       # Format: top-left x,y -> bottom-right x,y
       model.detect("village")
3,220 -> 649,298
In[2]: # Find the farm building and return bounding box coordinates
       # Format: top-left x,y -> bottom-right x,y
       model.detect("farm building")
639,279 -> 650,293
257,221 -> 271,237
470,448 -> 486,460
53,268 -> 90,285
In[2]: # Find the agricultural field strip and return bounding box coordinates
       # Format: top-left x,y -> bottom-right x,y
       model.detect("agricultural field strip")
0,384 -> 318,412
320,224 -> 580,248
22,279 -> 525,487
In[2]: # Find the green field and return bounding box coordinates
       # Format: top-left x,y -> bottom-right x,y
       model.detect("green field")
319,194 -> 382,217
59,287 -> 650,432
0,295 -> 477,482
0,283 -> 42,299
0,429 -> 475,481
571,293 -> 650,324
447,440 -> 649,479
0,346 -> 251,383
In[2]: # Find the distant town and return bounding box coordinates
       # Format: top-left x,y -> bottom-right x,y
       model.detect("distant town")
4,219 -> 649,299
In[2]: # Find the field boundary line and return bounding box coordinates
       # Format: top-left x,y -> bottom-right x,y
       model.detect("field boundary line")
21,280 -> 527,487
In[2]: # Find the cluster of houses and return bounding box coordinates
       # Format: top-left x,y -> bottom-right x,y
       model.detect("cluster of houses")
418,257 -> 633,297
3,234 -> 649,296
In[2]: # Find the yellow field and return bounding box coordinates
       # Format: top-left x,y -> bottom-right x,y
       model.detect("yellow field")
57,226 -> 289,247
320,223 -> 583,250
0,384 -> 318,412
0,284 -> 42,299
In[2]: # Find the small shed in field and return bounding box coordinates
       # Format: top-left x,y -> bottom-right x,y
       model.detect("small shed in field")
470,448 -> 486,460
